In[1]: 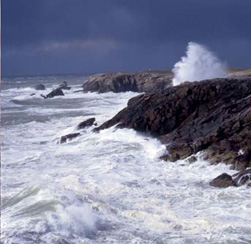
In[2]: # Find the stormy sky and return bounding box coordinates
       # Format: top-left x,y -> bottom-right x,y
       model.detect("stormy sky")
2,0 -> 251,77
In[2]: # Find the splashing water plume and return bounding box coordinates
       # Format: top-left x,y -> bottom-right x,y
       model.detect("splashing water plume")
172,42 -> 227,86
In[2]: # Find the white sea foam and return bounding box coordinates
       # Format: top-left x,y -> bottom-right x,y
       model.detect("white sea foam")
172,42 -> 227,86
35,195 -> 99,240
1,185 -> 100,243
2,76 -> 251,244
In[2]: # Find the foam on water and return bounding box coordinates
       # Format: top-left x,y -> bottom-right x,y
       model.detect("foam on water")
1,76 -> 251,244
2,185 -> 101,243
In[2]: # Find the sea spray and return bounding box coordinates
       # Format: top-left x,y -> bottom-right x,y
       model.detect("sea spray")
172,42 -> 227,86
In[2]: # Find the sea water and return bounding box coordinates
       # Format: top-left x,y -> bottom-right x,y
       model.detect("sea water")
1,75 -> 251,244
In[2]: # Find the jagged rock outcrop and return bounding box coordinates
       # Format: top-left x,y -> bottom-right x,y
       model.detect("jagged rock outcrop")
41,88 -> 64,99
83,71 -> 173,93
210,168 -> 251,188
96,78 -> 251,170
77,118 -> 96,130
60,133 -> 80,144
82,68 -> 251,94
60,118 -> 96,144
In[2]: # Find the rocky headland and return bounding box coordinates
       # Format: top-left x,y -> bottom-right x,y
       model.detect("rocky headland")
94,77 -> 251,186
64,68 -> 251,187
82,70 -> 173,93
82,68 -> 251,94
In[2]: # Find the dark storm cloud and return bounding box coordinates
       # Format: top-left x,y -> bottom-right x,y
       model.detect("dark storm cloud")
2,0 -> 251,76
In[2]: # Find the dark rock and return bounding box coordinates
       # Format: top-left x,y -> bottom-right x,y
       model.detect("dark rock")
60,133 -> 81,144
58,81 -> 71,90
83,71 -> 173,93
96,78 -> 251,168
41,88 -> 64,99
209,173 -> 236,188
74,90 -> 84,93
35,84 -> 46,90
210,168 -> 251,188
187,156 -> 197,163
77,118 -> 96,130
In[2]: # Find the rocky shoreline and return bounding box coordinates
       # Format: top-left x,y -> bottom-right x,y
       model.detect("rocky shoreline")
54,68 -> 251,188
91,76 -> 251,187
95,77 -> 251,167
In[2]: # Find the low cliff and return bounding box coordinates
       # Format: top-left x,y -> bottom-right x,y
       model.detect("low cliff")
83,71 -> 173,93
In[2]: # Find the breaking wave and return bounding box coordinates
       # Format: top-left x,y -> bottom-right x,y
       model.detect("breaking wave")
172,42 -> 227,86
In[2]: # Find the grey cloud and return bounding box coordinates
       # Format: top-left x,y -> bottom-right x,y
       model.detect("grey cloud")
2,0 -> 251,77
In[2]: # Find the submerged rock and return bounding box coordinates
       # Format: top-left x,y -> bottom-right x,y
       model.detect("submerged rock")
60,133 -> 81,144
58,81 -> 71,90
41,88 -> 64,99
232,168 -> 251,186
96,78 -> 251,169
186,156 -> 197,164
210,169 -> 251,188
77,118 -> 96,129
83,71 -> 173,93
35,84 -> 46,90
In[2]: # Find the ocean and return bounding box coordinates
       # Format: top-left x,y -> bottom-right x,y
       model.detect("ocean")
1,75 -> 251,244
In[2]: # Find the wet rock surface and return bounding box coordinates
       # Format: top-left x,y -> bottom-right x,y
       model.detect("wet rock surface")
60,118 -> 96,144
60,132 -> 81,144
58,81 -> 71,90
41,88 -> 64,99
210,168 -> 251,188
77,118 -> 96,129
82,71 -> 173,93
96,78 -> 251,169
210,173 -> 236,188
